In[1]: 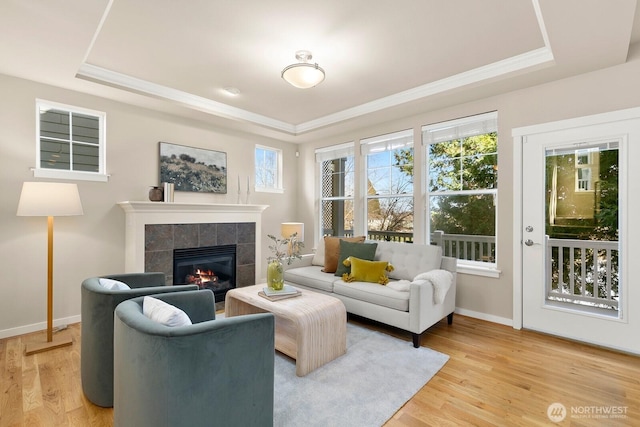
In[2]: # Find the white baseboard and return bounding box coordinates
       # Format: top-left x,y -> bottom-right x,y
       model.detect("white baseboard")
454,307 -> 513,327
0,315 -> 81,340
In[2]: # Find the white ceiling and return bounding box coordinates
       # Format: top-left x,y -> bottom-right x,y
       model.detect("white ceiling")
1,0 -> 638,143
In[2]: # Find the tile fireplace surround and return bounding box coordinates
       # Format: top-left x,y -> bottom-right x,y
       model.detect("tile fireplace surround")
118,201 -> 269,286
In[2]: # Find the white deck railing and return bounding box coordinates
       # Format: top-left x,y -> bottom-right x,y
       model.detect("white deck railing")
546,237 -> 619,311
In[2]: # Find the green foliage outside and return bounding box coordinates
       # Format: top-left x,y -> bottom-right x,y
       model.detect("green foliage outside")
393,133 -> 498,237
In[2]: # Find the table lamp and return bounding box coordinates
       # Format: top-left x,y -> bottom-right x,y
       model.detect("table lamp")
17,182 -> 84,355
281,222 -> 304,255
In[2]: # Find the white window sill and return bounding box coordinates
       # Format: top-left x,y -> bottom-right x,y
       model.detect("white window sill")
254,187 -> 284,194
456,263 -> 501,278
33,168 -> 109,182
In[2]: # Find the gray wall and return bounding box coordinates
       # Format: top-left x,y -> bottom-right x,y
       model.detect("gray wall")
2,45 -> 640,337
296,46 -> 640,324
0,74 -> 299,337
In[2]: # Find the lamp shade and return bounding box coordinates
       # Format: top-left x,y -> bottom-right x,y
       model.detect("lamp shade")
17,182 -> 84,217
281,222 -> 304,242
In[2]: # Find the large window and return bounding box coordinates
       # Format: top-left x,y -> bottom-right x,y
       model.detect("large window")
36,99 -> 107,181
316,142 -> 355,237
362,130 -> 414,242
423,112 -> 498,265
255,145 -> 283,192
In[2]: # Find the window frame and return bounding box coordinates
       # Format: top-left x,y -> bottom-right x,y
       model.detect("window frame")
316,142 -> 355,239
35,99 -> 107,182
422,111 -> 499,276
361,129 -> 414,242
254,144 -> 284,193
574,150 -> 595,192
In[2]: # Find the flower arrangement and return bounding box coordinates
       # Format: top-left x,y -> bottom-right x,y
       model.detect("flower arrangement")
267,232 -> 304,265
266,232 -> 303,291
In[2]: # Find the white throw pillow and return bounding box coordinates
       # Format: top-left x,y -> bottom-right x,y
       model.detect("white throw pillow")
98,278 -> 131,291
143,296 -> 192,327
311,237 -> 326,266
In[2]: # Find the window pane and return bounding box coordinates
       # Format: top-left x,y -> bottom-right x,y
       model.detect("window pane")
255,146 -> 280,189
40,109 -> 70,140
322,158 -> 354,198
72,143 -> 100,172
430,193 -> 496,262
40,139 -> 70,170
462,152 -> 497,190
321,199 -> 354,237
367,195 -> 413,239
72,113 -> 99,144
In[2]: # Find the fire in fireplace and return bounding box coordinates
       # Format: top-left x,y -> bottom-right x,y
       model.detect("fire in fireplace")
173,245 -> 236,302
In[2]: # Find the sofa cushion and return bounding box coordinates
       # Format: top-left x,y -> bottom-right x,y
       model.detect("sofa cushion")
98,278 -> 131,290
373,241 -> 443,281
333,280 -> 409,311
143,296 -> 192,327
311,237 -> 326,266
322,236 -> 365,273
284,266 -> 337,293
335,240 -> 377,277
344,257 -> 393,284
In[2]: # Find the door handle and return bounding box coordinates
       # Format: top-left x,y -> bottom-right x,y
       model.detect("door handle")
524,239 -> 537,246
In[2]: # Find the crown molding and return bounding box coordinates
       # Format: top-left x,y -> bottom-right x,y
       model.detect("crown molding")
76,63 -> 297,134
77,46 -> 553,137
295,47 -> 554,134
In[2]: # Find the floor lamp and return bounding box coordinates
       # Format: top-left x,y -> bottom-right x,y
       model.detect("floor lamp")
17,182 -> 84,355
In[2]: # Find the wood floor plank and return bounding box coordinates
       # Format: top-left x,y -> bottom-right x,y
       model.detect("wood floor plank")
1,316 -> 639,426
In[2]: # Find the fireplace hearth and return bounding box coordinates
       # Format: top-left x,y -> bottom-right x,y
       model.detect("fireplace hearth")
173,245 -> 236,302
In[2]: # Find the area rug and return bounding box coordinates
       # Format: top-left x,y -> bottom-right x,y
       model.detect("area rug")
273,322 -> 449,427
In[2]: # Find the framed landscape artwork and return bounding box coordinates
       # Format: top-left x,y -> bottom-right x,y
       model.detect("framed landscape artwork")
159,142 -> 227,193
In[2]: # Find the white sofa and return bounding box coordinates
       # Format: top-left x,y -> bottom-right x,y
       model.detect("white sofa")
283,240 -> 457,347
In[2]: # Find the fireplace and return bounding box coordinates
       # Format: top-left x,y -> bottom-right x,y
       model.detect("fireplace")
173,245 -> 236,302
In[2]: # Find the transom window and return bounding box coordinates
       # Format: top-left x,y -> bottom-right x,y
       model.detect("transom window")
255,145 -> 283,192
36,99 -> 107,181
423,112 -> 498,266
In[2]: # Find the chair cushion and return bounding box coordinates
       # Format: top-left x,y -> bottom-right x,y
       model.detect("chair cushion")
322,236 -> 365,273
98,278 -> 131,290
143,296 -> 192,327
335,240 -> 377,277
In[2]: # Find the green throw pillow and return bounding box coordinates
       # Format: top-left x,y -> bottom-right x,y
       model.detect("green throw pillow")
334,240 -> 378,277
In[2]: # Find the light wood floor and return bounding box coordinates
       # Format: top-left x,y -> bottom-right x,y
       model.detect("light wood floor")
1,315 -> 638,426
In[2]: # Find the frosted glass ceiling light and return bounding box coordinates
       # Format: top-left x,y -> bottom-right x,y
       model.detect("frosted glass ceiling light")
281,50 -> 325,89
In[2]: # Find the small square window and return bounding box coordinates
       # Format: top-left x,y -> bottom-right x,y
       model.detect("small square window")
36,100 -> 107,182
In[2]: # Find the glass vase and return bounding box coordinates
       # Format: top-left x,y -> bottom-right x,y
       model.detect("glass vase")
267,260 -> 284,291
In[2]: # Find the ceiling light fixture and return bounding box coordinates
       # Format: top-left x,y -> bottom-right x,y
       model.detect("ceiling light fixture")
281,50 -> 325,89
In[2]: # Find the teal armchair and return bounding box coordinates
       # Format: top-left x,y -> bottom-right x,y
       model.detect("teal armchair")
113,290 -> 275,427
81,272 -> 198,407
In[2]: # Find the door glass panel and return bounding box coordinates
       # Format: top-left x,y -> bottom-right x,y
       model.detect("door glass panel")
545,141 -> 620,316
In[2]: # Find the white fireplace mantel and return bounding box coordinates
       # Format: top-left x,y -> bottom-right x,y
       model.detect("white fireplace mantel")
118,201 -> 269,273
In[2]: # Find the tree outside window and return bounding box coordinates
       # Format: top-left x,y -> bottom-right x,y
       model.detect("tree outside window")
255,145 -> 282,192
363,130 -> 414,242
423,112 -> 498,264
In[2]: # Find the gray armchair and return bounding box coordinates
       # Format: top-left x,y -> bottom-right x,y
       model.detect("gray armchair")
81,272 -> 198,407
113,290 -> 275,427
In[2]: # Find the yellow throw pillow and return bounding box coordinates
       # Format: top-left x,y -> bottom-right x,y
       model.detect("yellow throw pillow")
342,257 -> 394,285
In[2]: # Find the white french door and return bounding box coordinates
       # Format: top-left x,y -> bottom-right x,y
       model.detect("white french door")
516,109 -> 640,354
